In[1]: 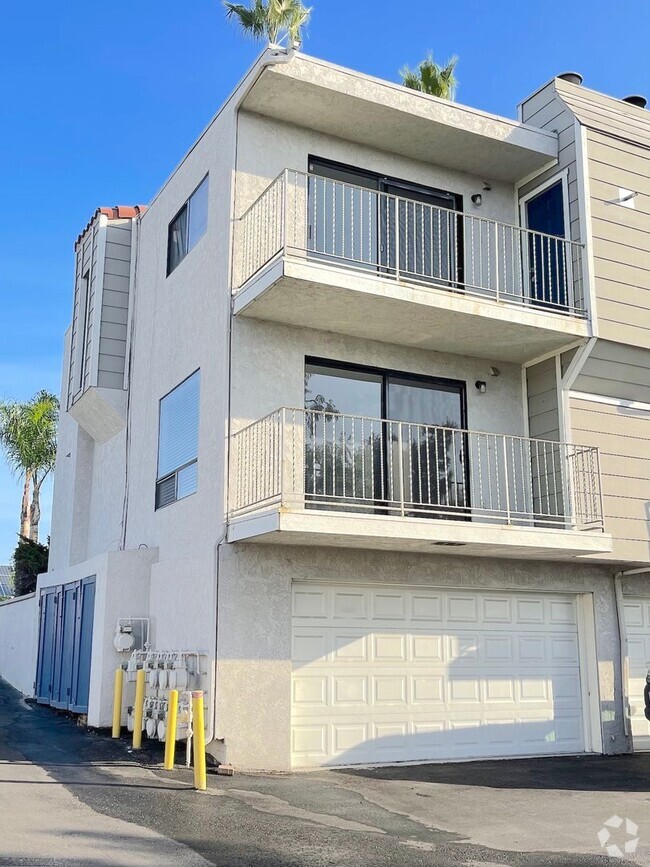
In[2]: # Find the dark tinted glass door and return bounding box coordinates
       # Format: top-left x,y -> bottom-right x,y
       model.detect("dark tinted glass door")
304,363 -> 383,504
304,361 -> 467,516
525,181 -> 568,308
386,377 -> 466,514
381,182 -> 461,286
307,160 -> 379,270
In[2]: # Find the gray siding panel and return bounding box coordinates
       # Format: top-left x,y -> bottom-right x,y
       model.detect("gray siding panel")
526,357 -> 560,441
570,397 -> 650,561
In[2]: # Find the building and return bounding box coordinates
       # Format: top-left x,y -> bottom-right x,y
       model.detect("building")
23,50 -> 650,769
0,566 -> 13,598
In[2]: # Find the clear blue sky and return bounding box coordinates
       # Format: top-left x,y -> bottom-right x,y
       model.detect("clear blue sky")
0,0 -> 648,564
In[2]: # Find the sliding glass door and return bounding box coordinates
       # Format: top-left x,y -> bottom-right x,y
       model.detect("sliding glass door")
307,158 -> 462,285
304,360 -> 467,516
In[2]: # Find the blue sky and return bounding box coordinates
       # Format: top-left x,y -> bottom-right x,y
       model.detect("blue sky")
0,0 -> 648,564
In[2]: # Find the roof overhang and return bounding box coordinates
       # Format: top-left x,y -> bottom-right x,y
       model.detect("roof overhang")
240,52 -> 558,183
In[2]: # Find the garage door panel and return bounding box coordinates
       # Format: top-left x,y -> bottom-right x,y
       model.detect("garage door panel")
292,584 -> 585,767
623,597 -> 650,751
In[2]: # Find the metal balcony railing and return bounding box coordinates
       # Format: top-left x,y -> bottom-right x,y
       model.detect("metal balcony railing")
234,170 -> 587,316
230,408 -> 604,532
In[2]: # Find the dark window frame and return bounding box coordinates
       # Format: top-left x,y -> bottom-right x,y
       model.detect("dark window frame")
166,175 -> 209,276
155,369 -> 200,511
304,357 -> 470,517
307,156 -> 464,286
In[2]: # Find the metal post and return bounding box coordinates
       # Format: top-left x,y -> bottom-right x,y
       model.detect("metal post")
502,437 -> 512,524
494,222 -> 500,302
111,667 -> 124,738
394,195 -> 400,281
192,691 -> 207,791
164,689 -> 179,770
132,668 -> 146,750
397,423 -> 405,516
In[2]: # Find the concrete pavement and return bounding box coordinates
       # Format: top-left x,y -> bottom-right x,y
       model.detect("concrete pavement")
1,677 -> 648,866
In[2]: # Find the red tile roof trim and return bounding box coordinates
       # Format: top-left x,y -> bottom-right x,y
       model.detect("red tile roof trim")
76,204 -> 148,246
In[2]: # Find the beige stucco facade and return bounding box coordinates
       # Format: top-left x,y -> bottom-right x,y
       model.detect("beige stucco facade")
8,49 -> 647,771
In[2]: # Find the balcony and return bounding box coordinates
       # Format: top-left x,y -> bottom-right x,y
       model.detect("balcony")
228,408 -> 612,559
233,171 -> 590,364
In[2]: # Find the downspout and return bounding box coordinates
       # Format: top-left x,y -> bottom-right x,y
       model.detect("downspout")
204,44 -> 298,752
614,566 -> 650,740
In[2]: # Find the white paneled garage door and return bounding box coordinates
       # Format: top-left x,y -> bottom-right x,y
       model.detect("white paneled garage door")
291,583 -> 585,767
624,597 -> 650,751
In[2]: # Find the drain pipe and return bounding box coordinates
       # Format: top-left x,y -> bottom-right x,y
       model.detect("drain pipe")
614,566 -> 650,739
203,43 -> 298,753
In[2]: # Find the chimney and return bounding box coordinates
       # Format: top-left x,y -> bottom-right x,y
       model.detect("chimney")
557,72 -> 583,86
623,94 -> 647,109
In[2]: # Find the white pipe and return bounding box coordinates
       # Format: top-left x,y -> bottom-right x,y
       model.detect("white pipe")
613,573 -> 630,738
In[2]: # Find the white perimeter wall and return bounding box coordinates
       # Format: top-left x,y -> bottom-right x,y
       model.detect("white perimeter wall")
0,594 -> 38,697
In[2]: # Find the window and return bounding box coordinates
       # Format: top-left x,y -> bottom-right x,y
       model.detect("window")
304,359 -> 468,517
167,176 -> 209,275
307,157 -> 462,286
156,370 -> 200,509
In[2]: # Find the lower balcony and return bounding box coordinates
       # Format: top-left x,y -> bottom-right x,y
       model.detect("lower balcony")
228,409 -> 612,560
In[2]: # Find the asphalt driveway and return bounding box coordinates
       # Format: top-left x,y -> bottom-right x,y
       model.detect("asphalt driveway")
0,677 -> 648,866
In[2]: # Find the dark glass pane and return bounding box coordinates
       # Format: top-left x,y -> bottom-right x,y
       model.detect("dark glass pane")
167,205 -> 188,274
304,364 -> 382,504
525,182 -> 568,307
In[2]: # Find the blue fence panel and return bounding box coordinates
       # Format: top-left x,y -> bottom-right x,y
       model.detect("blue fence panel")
70,577 -> 95,713
35,575 -> 96,714
35,588 -> 58,703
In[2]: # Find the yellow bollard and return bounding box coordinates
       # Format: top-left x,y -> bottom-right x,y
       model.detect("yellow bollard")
164,689 -> 179,770
132,668 -> 146,750
111,667 -> 124,738
192,690 -> 207,791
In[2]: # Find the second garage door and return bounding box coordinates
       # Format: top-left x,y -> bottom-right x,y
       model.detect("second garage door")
624,597 -> 650,751
291,583 -> 585,767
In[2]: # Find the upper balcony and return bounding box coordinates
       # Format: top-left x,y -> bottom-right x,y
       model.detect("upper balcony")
233,171 -> 590,363
228,408 -> 612,560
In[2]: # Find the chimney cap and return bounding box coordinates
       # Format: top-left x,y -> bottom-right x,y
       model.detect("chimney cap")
557,71 -> 583,86
623,94 -> 647,109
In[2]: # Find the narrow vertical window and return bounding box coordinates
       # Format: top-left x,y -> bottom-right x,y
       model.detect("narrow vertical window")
156,370 -> 200,508
77,270 -> 91,394
167,176 -> 209,275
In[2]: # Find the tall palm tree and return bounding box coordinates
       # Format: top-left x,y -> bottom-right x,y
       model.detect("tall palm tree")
400,54 -> 459,100
0,390 -> 59,542
223,0 -> 311,46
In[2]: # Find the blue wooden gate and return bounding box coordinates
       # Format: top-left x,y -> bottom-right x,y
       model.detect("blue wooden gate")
35,576 -> 96,714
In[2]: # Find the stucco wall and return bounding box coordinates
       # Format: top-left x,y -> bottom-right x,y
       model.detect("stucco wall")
230,318 -> 525,437
235,111 -> 518,228
0,594 -> 38,697
216,544 -> 625,770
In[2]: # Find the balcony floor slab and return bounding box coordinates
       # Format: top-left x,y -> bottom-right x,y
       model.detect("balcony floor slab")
234,256 -> 590,364
228,508 -> 613,561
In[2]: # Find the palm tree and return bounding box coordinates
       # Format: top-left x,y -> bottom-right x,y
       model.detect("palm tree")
223,0 -> 311,46
400,54 -> 459,100
0,390 -> 59,542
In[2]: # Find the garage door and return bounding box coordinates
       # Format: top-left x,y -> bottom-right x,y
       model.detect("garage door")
624,597 -> 650,750
291,583 -> 585,767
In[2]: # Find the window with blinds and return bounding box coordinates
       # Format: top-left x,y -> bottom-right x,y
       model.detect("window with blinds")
155,370 -> 200,509
167,176 -> 209,275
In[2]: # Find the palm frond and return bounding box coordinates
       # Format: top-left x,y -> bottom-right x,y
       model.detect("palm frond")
400,53 -> 459,101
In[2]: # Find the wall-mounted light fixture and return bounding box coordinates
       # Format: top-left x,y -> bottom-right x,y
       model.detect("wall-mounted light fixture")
475,380 -> 487,394
471,194 -> 482,206
490,366 -> 500,377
